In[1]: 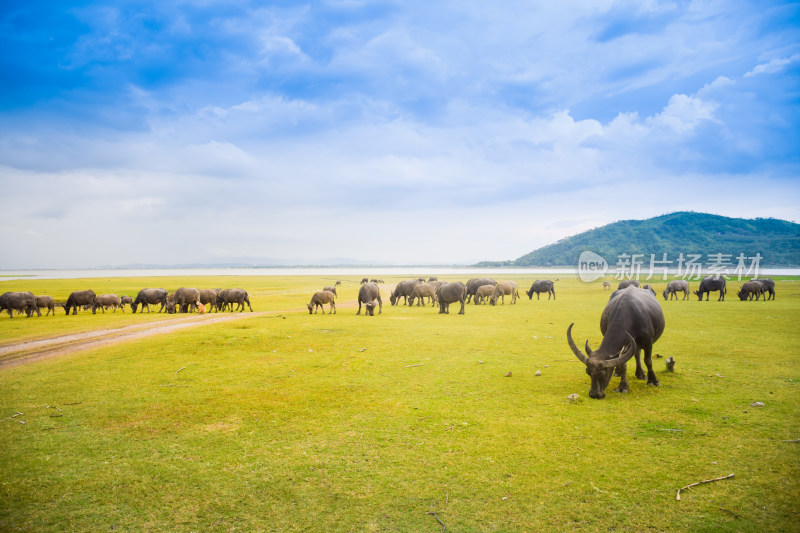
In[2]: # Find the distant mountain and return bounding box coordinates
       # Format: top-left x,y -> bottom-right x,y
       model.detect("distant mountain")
476,212 -> 800,267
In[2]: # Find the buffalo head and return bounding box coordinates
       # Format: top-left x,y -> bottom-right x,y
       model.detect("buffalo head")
567,323 -> 636,399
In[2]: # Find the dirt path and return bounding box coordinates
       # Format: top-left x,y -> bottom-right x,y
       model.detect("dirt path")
0,311 -> 276,370
0,299 -> 366,370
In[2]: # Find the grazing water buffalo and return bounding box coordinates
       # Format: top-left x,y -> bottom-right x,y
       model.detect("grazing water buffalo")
752,278 -> 775,300
695,277 -> 727,301
465,278 -> 496,303
473,284 -> 495,304
526,280 -> 555,300
217,289 -> 253,312
603,281 -> 612,290
490,281 -> 519,305
64,290 -> 96,315
357,283 -> 382,315
567,286 -> 665,399
738,280 -> 765,301
642,284 -> 656,295
93,294 -> 122,314
120,295 -> 133,311
0,291 -> 40,318
35,295 -> 56,316
662,280 -> 690,300
408,283 -> 438,307
437,282 -> 466,314
307,290 -> 336,314
390,279 -> 420,305
166,288 -> 201,313
617,279 -> 639,290
132,288 -> 168,313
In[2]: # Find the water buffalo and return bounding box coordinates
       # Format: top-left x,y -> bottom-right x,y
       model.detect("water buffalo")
465,278 -> 496,303
602,281 -> 612,290
0,291 -> 40,318
408,283 -> 437,307
526,280 -> 555,300
473,284 -> 495,304
307,290 -> 336,314
357,282 -> 382,315
567,286 -> 665,399
35,295 -> 56,316
737,280 -> 765,301
93,294 -> 122,314
64,290 -> 96,315
642,284 -> 656,295
437,282 -> 466,314
752,278 -> 775,300
390,279 -> 420,305
695,277 -> 727,301
217,288 -> 253,312
322,286 -> 338,298
617,279 -> 639,290
662,280 -> 690,300
132,288 -> 168,313
490,281 -> 519,305
166,288 -> 201,314
120,295 -> 133,311
198,289 -> 220,312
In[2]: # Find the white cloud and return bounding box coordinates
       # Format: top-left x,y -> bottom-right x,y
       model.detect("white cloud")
744,55 -> 799,78
647,94 -> 717,134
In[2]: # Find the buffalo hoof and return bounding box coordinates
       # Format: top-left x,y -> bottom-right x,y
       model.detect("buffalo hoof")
615,386 -> 628,394
635,370 -> 646,380
647,380 -> 660,387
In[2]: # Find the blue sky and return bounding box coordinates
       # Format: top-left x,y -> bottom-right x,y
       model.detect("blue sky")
1,0 -> 798,268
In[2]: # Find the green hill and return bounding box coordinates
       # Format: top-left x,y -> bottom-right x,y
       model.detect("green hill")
477,212 -> 800,267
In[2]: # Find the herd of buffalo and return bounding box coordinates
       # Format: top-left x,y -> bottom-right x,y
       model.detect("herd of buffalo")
0,287 -> 253,317
0,275 -> 778,400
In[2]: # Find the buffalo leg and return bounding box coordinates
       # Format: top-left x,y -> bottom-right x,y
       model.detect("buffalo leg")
634,347 -> 647,381
615,362 -> 629,393
643,342 -> 659,386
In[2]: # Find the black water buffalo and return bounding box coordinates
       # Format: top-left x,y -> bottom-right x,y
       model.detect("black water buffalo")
357,282 -> 382,315
662,280 -> 690,300
64,290 -> 96,315
307,290 -> 336,314
167,287 -> 201,313
465,278 -> 496,303
0,291 -> 40,318
198,289 -> 220,312
489,281 -> 519,305
437,282 -> 466,314
93,294 -> 122,314
752,278 -> 775,300
642,284 -> 656,295
390,279 -> 420,305
737,280 -> 764,301
35,295 -> 56,316
695,277 -> 727,301
217,288 -> 253,312
132,288 -> 168,313
567,286 -> 665,399
617,279 -> 639,290
602,281 -> 612,290
526,280 -> 555,300
322,286 -> 338,298
120,295 -> 133,311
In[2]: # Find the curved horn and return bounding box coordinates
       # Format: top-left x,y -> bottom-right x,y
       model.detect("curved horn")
602,332 -> 637,368
566,323 -> 590,365
584,339 -> 594,357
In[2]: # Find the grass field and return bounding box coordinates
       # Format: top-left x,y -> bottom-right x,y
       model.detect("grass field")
1,275 -> 798,531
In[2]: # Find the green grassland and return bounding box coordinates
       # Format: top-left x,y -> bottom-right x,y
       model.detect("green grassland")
1,275 -> 798,531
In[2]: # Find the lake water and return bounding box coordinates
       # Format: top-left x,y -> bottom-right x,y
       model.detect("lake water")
1,266 -> 798,281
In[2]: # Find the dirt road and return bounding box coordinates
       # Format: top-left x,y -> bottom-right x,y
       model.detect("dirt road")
0,311 -> 274,370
